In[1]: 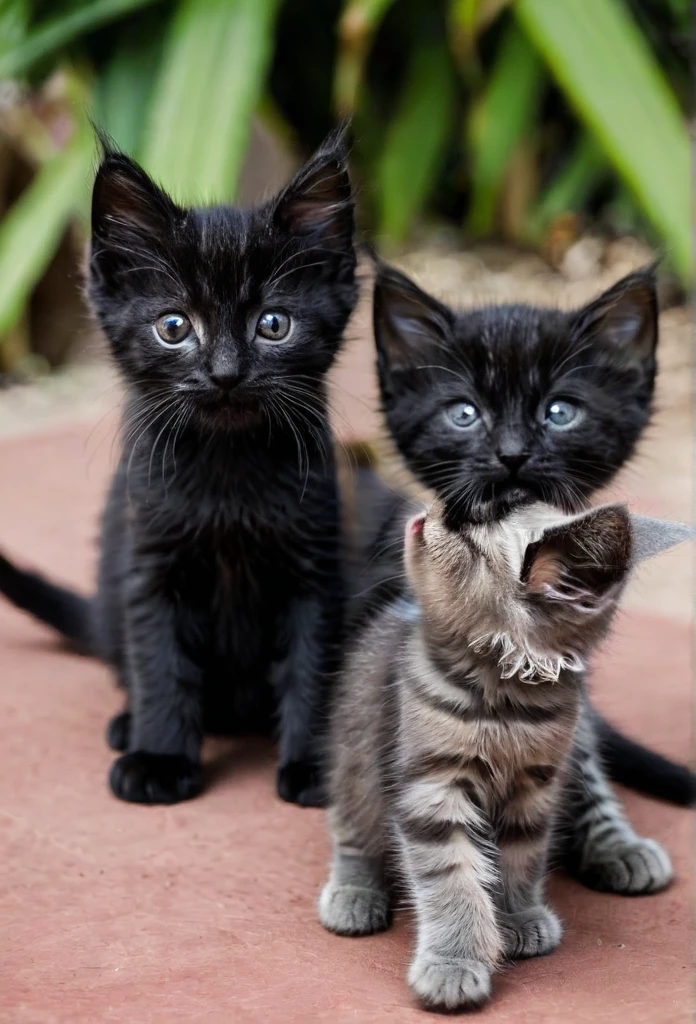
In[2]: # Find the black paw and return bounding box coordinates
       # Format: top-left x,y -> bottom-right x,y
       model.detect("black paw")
109,752 -> 203,805
276,761 -> 326,807
106,711 -> 131,752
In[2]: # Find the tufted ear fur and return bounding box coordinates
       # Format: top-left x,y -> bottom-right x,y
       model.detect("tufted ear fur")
91,147 -> 181,251
373,262 -> 454,372
521,504 -> 632,612
273,126 -> 354,252
520,503 -> 693,612
572,266 -> 658,364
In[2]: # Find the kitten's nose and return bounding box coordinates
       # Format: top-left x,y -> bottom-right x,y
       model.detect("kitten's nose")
209,370 -> 241,392
497,450 -> 529,473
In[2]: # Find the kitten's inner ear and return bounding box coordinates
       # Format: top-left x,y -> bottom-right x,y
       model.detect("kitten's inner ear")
373,265 -> 453,371
273,139 -> 353,249
91,152 -> 181,249
522,503 -> 632,607
573,267 -> 658,362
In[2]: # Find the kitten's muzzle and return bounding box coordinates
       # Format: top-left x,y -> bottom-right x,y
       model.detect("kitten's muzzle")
209,369 -> 242,392
496,451 -> 529,474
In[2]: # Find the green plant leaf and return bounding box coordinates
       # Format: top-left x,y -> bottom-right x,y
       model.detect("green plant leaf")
449,0 -> 512,56
0,0 -> 29,58
515,0 -> 691,281
376,43 -> 456,244
0,125 -> 93,343
334,0 -> 396,115
142,0 -> 281,203
92,22 -> 163,155
527,131 -> 608,240
466,20 -> 543,237
0,0 -> 161,80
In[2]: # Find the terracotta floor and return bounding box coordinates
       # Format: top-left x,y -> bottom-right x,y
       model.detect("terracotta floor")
0,251 -> 692,1022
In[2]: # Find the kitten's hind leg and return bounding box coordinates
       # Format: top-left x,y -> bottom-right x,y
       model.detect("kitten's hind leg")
273,593 -> 342,808
562,709 -> 673,895
318,845 -> 391,936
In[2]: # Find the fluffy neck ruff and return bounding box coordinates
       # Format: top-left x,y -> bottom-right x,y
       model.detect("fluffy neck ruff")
469,630 -> 584,685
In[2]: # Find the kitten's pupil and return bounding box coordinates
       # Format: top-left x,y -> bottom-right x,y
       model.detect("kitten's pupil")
257,310 -> 291,341
447,401 -> 479,430
155,312 -> 191,346
545,400 -> 578,429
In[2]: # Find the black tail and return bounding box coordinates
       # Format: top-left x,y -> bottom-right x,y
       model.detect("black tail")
596,715 -> 696,807
0,552 -> 93,654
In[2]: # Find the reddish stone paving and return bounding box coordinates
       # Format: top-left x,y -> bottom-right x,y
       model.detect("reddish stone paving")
0,421 -> 691,1024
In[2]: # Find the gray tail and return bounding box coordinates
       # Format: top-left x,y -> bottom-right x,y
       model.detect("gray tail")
596,714 -> 696,807
0,551 -> 93,655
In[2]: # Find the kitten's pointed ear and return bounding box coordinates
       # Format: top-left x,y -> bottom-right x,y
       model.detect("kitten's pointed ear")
573,266 -> 658,362
91,143 -> 181,251
521,503 -> 633,609
629,515 -> 694,564
373,263 -> 453,371
273,127 -> 353,251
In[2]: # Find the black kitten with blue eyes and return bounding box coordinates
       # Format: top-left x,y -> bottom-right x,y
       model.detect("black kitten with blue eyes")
0,131 -> 356,806
374,261 -> 657,526
347,259 -> 695,877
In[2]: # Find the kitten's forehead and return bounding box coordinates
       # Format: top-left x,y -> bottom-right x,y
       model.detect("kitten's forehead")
453,304 -> 558,355
191,205 -> 250,252
174,204 -> 282,307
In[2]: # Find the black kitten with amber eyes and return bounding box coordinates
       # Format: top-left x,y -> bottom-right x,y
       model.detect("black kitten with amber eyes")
0,130 -> 357,807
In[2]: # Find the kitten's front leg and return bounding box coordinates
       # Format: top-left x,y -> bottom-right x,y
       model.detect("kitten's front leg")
496,808 -> 562,961
109,566 -> 204,805
319,805 -> 390,936
397,791 -> 502,1011
273,591 -> 342,808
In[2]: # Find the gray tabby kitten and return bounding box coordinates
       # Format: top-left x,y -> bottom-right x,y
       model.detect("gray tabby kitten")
320,500 -> 689,1011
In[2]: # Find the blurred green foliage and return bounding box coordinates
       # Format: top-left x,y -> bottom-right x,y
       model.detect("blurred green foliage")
0,0 -> 690,363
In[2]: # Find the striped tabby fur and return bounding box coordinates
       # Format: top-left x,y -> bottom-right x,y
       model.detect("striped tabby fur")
320,500 -> 674,1011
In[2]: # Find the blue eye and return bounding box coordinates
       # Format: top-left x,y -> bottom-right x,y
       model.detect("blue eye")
256,310 -> 291,342
154,312 -> 192,346
544,399 -> 580,429
447,401 -> 480,430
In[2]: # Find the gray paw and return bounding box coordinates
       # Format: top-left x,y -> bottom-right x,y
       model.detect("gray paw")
408,954 -> 492,1011
318,882 -> 390,936
578,838 -> 673,895
501,906 -> 563,960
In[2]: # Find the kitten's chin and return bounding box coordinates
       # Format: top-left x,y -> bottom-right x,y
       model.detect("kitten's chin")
449,486 -> 539,526
194,398 -> 265,432
468,485 -> 588,524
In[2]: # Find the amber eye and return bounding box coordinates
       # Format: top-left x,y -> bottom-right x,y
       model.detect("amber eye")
255,310 -> 292,342
154,312 -> 193,347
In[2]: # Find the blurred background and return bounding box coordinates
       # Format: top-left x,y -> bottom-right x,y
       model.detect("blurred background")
0,0 -> 690,411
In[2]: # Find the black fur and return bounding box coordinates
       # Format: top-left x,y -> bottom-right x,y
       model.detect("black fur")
0,129 -> 357,807
356,260 -> 695,807
595,716 -> 696,807
0,553 -> 91,652
374,261 -> 657,523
